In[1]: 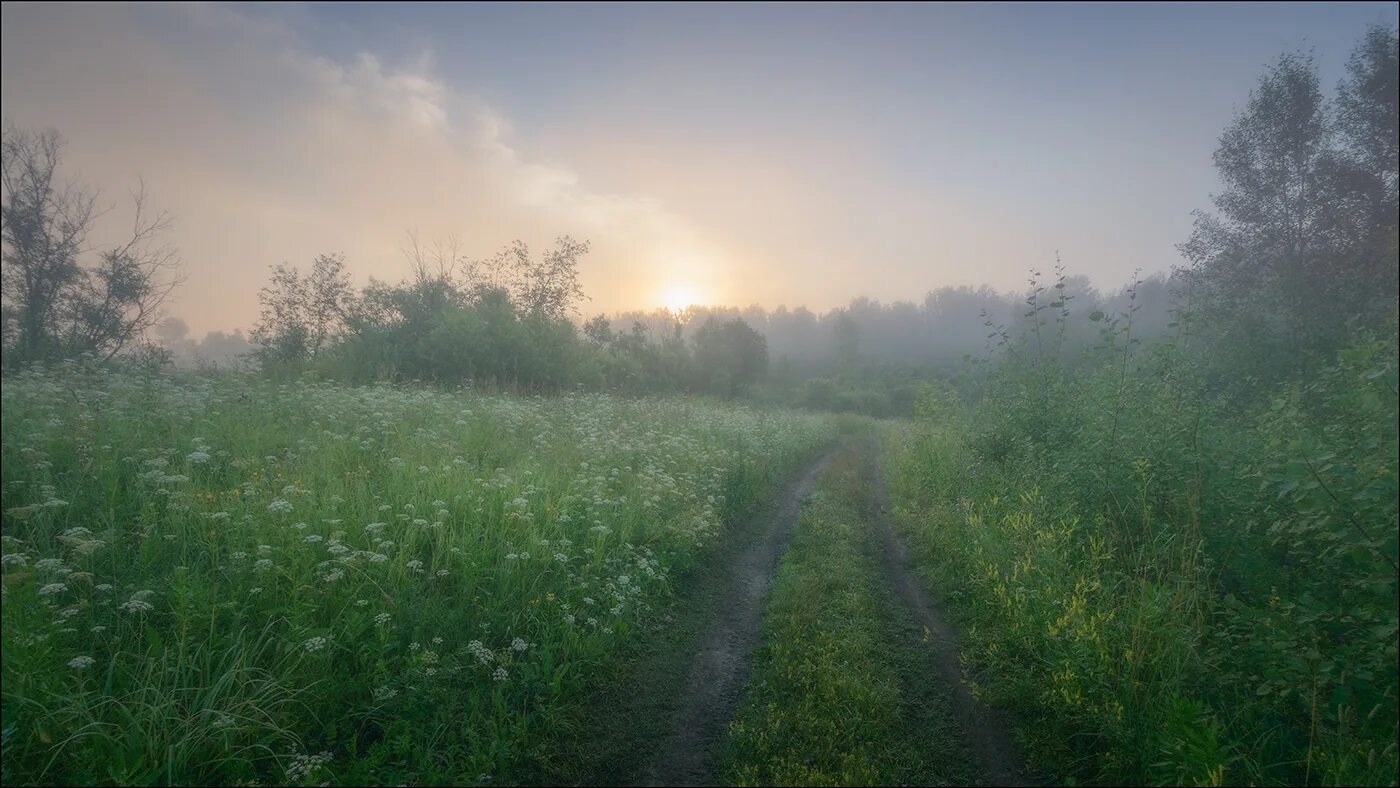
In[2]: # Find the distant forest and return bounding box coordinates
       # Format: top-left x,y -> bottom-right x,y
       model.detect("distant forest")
4,24 -> 1396,420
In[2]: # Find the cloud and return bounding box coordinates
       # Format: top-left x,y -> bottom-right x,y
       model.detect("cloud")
1,2 -> 727,335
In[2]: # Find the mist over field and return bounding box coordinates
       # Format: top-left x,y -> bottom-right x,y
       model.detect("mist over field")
2,3 -> 1396,787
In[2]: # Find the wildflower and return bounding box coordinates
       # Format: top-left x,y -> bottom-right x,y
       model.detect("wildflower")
68,655 -> 96,669
38,582 -> 67,597
284,751 -> 333,783
267,499 -> 294,515
468,640 -> 495,664
493,667 -> 508,682
511,638 -> 528,652
303,636 -> 330,653
212,712 -> 236,729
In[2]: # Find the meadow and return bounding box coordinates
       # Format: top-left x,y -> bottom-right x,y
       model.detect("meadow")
0,361 -> 833,785
1,14 -> 1396,788
887,326 -> 1399,786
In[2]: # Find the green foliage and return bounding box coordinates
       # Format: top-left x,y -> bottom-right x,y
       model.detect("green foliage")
1179,25 -> 1399,393
722,444 -> 976,786
2,124 -> 182,367
889,321 -> 1399,785
692,317 -> 769,397
0,362 -> 834,785
886,30 -> 1399,780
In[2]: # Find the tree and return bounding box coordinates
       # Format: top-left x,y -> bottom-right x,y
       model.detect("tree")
693,317 -> 768,397
832,310 -> 861,371
251,254 -> 351,365
305,253 -> 351,357
1333,24 -> 1400,321
1178,29 -> 1399,386
583,314 -> 613,347
467,236 -> 590,321
1,124 -> 182,365
252,262 -> 309,364
518,236 -> 589,321
1335,25 -> 1399,203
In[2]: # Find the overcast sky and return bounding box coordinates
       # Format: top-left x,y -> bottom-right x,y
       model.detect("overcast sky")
2,2 -> 1396,336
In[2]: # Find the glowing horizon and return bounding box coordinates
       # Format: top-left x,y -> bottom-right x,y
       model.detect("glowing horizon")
3,2 -> 1394,338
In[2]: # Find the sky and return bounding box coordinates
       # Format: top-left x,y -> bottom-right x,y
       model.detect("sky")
2,2 -> 1396,336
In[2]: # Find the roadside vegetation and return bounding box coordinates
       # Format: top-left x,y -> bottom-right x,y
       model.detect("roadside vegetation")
0,364 -> 832,784
888,26 -> 1399,786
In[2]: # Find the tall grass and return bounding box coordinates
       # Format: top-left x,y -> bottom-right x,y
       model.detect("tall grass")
889,324 -> 1398,785
0,361 -> 834,785
722,441 -> 977,786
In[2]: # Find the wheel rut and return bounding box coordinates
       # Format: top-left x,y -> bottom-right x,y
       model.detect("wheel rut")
865,441 -> 1035,786
642,444 -> 838,786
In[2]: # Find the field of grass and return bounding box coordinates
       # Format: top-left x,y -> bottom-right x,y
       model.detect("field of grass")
0,362 -> 833,785
3,342 -> 1393,788
721,441 -> 978,787
886,330 -> 1399,786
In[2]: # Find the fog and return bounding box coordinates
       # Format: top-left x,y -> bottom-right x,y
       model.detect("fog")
3,4 -> 1398,787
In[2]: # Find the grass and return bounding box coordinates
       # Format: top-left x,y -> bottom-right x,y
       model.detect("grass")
721,439 -> 979,787
0,361 -> 834,785
886,329 -> 1399,786
530,438 -> 831,786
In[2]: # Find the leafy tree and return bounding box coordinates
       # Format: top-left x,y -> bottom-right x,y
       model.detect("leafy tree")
466,236 -> 589,320
832,311 -> 860,371
518,236 -> 589,321
251,254 -> 352,365
1335,25 -> 1399,203
305,253 -> 352,358
1179,28 -> 1399,388
1333,24 -> 1400,322
251,263 -> 310,365
693,317 -> 768,397
1,124 -> 182,365
583,314 -> 613,347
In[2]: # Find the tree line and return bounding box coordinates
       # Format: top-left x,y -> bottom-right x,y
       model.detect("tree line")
3,24 -> 1394,410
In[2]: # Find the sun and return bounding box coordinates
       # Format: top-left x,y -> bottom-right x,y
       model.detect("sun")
661,283 -> 702,313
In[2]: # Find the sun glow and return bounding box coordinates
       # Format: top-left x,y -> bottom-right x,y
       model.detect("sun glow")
661,284 -> 702,313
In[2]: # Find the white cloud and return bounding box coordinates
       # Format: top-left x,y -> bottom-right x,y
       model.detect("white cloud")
1,2 -> 727,334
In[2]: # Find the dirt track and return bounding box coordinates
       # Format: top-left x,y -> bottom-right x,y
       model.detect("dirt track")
865,445 -> 1034,786
642,446 -> 837,786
